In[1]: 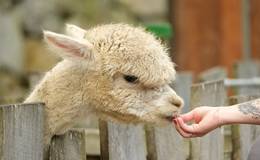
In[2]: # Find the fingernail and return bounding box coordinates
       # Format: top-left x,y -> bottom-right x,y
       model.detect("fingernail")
173,119 -> 177,124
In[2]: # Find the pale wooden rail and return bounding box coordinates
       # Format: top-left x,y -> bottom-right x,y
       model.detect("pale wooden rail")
50,129 -> 86,160
99,120 -> 146,160
190,80 -> 226,160
146,72 -> 192,160
0,103 -> 44,160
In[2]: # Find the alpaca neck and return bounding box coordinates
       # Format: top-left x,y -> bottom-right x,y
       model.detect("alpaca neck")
25,60 -> 93,142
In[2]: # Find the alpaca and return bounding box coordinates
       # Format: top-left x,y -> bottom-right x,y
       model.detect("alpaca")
25,23 -> 184,145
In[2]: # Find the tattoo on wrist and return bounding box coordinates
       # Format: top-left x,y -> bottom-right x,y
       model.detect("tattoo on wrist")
238,100 -> 260,119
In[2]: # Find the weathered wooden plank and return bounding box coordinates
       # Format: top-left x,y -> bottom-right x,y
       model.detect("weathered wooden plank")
235,61 -> 260,96
229,95 -> 260,160
233,61 -> 260,160
145,72 -> 192,160
190,80 -> 226,160
74,115 -> 99,156
171,72 -> 193,113
145,125 -> 157,160
198,67 -> 227,82
99,120 -> 109,160
146,125 -> 189,160
49,129 -> 86,160
198,67 -> 232,160
99,120 -> 146,160
0,103 -> 44,160
84,129 -> 100,156
247,135 -> 260,160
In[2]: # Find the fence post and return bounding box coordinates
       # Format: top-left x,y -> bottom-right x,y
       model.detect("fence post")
190,80 -> 226,160
171,72 -> 193,113
233,60 -> 260,160
198,67 -> 233,160
0,103 -> 44,160
198,67 -> 227,82
229,95 -> 260,160
49,129 -> 86,160
99,120 -> 146,160
145,72 -> 192,160
235,61 -> 260,95
99,120 -> 109,160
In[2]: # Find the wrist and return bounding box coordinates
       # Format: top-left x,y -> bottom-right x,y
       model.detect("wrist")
219,105 -> 245,125
217,106 -> 232,125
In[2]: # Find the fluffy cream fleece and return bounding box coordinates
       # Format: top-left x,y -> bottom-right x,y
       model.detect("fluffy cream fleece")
25,23 -> 183,145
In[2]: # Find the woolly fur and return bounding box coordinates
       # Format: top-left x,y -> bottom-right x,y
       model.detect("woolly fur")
25,23 -> 184,145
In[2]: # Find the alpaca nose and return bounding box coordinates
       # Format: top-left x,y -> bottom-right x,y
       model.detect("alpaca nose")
170,96 -> 184,108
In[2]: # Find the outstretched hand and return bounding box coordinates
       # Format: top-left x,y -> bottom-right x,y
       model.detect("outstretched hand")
173,107 -> 223,138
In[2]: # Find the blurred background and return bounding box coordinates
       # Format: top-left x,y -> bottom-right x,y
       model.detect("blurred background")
0,0 -> 259,104
0,0 -> 171,103
1,1 -> 260,159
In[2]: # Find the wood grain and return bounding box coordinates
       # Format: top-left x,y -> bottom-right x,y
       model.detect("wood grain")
49,129 -> 86,160
0,103 -> 44,160
190,80 -> 226,160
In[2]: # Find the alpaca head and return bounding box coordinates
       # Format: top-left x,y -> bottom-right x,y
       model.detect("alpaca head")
44,24 -> 183,125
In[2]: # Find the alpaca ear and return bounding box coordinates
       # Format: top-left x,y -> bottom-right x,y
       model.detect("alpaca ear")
65,24 -> 86,39
44,31 -> 94,61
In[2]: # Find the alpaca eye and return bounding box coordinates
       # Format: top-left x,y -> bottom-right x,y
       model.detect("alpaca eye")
123,75 -> 138,83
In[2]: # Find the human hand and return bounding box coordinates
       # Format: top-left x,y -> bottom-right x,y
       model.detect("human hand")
173,106 -> 223,138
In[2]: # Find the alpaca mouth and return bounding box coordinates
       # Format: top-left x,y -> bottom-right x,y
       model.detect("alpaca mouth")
165,116 -> 174,122
164,113 -> 179,122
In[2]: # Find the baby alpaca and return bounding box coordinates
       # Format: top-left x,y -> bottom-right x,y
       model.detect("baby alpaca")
25,23 -> 184,145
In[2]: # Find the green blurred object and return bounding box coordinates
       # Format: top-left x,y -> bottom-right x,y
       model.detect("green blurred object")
145,23 -> 173,39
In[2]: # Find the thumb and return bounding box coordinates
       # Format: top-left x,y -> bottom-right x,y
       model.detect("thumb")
177,117 -> 203,134
179,111 -> 195,122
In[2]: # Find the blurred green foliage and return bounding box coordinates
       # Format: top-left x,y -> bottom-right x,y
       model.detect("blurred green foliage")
145,23 -> 173,39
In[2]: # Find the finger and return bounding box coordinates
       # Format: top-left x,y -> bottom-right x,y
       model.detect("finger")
177,117 -> 201,134
175,118 -> 206,138
179,111 -> 195,123
175,124 -> 200,138
173,119 -> 193,138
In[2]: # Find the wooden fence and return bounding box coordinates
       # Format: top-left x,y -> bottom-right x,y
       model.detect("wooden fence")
0,103 -> 44,160
1,60 -> 260,160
